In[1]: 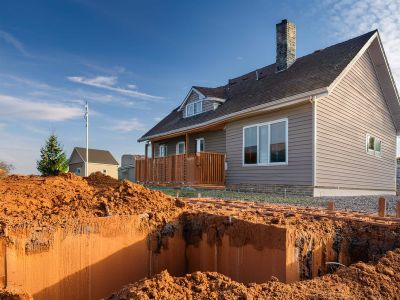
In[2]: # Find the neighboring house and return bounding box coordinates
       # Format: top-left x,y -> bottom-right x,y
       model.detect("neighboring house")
69,147 -> 119,179
118,154 -> 144,181
137,19 -> 400,196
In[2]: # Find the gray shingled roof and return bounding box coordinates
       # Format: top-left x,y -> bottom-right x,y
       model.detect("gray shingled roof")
74,147 -> 119,165
193,86 -> 227,99
140,30 -> 376,141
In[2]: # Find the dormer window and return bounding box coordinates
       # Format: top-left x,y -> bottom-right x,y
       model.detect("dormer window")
186,100 -> 203,117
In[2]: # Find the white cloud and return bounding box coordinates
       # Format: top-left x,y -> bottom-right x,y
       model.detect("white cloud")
109,118 -> 147,132
0,95 -> 83,121
317,0 -> 400,83
127,84 -> 137,89
0,73 -> 151,109
0,30 -> 30,57
67,75 -> 163,101
83,75 -> 117,86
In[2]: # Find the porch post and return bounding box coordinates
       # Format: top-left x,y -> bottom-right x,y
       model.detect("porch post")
185,133 -> 189,184
185,133 -> 189,154
144,142 -> 148,182
145,142 -> 149,159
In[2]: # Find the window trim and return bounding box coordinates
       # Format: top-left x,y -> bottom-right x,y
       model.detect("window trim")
159,144 -> 167,157
185,100 -> 203,117
196,138 -> 205,152
242,118 -> 288,166
365,134 -> 382,157
176,141 -> 186,155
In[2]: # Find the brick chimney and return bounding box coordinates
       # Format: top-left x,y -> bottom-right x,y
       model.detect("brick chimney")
276,19 -> 296,72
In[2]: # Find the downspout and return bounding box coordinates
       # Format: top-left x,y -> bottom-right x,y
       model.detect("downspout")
311,96 -> 318,193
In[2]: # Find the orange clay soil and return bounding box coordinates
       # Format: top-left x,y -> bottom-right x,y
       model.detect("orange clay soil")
0,172 -> 185,230
0,288 -> 33,300
108,248 -> 400,300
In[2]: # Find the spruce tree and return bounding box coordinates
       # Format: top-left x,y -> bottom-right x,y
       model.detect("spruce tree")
37,134 -> 69,176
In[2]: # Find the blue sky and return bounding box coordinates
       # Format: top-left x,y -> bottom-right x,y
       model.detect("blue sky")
1,0 -> 400,174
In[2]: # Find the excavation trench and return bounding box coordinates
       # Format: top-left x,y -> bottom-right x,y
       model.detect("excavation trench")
2,211 -> 400,300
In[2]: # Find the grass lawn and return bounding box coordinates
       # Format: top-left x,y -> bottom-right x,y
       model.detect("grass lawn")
148,186 -> 328,208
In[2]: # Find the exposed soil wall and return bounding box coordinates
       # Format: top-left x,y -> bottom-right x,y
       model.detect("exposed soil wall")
109,248 -> 400,299
5,216 -> 149,300
1,174 -> 400,300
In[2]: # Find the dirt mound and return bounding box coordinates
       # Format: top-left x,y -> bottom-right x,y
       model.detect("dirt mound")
0,173 -> 183,230
86,171 -> 120,189
108,248 -> 400,299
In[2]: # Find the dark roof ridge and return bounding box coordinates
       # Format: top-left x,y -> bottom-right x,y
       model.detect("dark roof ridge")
139,29 -> 378,141
194,30 -> 378,91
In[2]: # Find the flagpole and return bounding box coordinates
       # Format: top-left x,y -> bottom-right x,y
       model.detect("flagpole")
85,101 -> 89,177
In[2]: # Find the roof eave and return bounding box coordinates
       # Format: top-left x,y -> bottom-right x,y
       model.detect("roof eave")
138,87 -> 329,142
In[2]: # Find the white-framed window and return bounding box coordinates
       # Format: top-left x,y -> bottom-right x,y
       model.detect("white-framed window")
176,141 -> 185,155
194,101 -> 202,114
159,144 -> 167,157
185,100 -> 203,117
366,134 -> 382,157
243,118 -> 288,165
196,138 -> 205,152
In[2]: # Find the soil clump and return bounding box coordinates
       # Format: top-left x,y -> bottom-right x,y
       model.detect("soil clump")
108,248 -> 400,299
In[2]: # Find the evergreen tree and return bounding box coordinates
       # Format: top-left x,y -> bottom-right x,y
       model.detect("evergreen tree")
37,134 -> 69,176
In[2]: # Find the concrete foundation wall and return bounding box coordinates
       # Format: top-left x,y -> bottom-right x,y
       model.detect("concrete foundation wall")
226,183 -> 314,196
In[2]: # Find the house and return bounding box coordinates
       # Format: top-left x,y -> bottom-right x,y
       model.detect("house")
69,147 -> 119,179
137,19 -> 400,197
118,154 -> 144,181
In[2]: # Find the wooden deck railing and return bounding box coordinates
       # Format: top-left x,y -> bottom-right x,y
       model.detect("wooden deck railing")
135,152 -> 225,185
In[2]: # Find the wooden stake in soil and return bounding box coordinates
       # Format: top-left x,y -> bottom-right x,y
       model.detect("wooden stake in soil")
327,201 -> 335,211
378,197 -> 386,217
176,191 -> 180,198
396,200 -> 400,218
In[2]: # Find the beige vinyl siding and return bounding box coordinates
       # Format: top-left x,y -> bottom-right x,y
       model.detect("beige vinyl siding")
154,136 -> 185,157
316,50 -> 396,191
153,130 -> 226,157
186,91 -> 200,104
87,163 -> 118,179
69,150 -> 83,164
183,92 -> 200,118
202,99 -> 217,112
189,130 -> 226,153
69,162 -> 83,174
225,103 -> 313,185
68,162 -> 118,179
183,91 -> 218,117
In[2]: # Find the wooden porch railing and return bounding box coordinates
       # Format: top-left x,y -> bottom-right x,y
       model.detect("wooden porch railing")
135,152 -> 225,185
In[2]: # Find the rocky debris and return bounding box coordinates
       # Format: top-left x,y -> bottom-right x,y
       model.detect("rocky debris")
108,248 -> 400,299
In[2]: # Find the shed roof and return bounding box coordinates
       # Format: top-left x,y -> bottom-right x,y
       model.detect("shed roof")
72,147 -> 119,165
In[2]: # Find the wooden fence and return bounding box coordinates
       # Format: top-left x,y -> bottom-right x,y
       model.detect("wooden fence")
135,152 -> 225,185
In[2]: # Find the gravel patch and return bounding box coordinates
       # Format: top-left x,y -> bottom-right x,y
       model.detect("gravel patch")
149,186 -> 399,216
318,195 -> 399,215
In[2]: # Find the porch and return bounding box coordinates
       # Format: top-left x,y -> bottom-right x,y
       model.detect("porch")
135,152 -> 226,186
